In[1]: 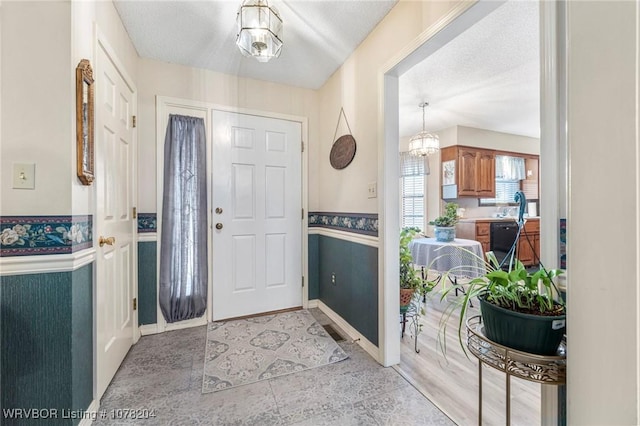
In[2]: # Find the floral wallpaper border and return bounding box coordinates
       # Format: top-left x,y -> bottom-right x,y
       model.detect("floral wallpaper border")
309,212 -> 378,237
0,215 -> 93,257
137,213 -> 157,233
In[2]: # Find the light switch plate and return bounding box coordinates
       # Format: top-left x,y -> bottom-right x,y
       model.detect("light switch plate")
13,163 -> 35,189
368,181 -> 377,198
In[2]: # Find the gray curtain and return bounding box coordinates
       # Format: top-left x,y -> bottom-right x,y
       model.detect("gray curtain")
160,114 -> 208,323
495,155 -> 526,180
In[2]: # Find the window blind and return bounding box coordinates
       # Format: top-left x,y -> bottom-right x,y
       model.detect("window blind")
480,179 -> 520,205
399,152 -> 428,230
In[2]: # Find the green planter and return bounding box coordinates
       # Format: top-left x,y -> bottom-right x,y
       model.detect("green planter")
479,296 -> 566,355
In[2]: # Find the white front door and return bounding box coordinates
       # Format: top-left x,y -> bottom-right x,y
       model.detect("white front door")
95,41 -> 136,398
212,110 -> 302,320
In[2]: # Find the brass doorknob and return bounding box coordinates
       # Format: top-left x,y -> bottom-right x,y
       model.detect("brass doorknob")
215,223 -> 223,230
99,236 -> 116,247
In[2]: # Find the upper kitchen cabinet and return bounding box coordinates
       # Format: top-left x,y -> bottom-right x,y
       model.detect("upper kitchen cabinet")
441,146 -> 495,198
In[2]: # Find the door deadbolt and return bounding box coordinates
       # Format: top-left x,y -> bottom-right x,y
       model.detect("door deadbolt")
215,207 -> 223,214
215,223 -> 223,230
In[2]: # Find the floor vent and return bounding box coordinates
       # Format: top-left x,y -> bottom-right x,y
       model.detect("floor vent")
323,324 -> 345,342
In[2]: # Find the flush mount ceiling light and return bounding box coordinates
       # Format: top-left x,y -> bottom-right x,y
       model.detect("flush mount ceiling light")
236,0 -> 283,63
409,102 -> 440,157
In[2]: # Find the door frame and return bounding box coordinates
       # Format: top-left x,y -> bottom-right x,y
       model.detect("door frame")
155,96 -> 309,329
93,25 -> 139,398
377,0 -> 564,422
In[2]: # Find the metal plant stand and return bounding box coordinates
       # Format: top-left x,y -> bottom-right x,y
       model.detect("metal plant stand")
466,315 -> 566,426
400,299 -> 421,353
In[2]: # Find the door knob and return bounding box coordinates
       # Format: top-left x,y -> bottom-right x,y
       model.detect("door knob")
215,223 -> 223,230
99,236 -> 116,247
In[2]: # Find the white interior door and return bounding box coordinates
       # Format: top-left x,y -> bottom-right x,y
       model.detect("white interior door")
212,110 -> 302,320
95,41 -> 136,398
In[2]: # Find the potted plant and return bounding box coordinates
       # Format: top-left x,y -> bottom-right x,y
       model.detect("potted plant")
430,202 -> 459,242
399,227 -> 425,307
437,250 -> 565,356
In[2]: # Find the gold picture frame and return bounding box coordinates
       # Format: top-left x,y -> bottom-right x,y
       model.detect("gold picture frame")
76,59 -> 94,185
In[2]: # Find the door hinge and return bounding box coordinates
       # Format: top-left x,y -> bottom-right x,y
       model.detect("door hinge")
301,141 -> 304,152
302,276 -> 305,288
132,115 -> 137,128
133,297 -> 137,311
301,208 -> 304,219
132,207 -> 137,219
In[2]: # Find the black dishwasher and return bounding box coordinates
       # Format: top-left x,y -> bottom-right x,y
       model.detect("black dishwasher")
490,221 -> 519,268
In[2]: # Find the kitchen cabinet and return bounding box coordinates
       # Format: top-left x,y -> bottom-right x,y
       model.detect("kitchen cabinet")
456,220 -> 491,255
456,218 -> 540,267
441,146 -> 495,199
516,219 -> 540,267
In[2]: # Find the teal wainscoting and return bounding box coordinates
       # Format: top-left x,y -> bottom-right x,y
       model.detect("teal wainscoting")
137,242 -> 157,325
317,235 -> 378,345
308,234 -> 319,300
1,264 -> 93,426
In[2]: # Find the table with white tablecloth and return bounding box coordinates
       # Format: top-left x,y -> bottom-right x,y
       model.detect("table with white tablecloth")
409,237 -> 486,278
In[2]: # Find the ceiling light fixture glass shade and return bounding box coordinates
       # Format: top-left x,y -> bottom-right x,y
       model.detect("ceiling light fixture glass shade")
409,102 -> 439,157
236,0 -> 283,63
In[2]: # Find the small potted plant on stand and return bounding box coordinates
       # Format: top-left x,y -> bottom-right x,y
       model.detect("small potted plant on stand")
400,227 -> 434,351
400,227 -> 424,308
430,202 -> 459,242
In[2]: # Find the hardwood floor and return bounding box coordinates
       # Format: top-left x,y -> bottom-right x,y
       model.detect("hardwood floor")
395,285 -> 541,426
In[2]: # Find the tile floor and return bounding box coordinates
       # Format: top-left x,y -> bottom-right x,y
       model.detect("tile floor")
96,308 -> 453,425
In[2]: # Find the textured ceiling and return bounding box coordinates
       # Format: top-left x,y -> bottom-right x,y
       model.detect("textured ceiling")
114,0 -> 397,89
399,1 -> 540,139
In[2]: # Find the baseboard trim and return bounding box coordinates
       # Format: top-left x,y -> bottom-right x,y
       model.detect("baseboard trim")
163,316 -> 207,332
317,300 -> 379,363
79,399 -> 100,426
0,248 -> 96,276
307,299 -> 319,309
140,316 -> 207,335
139,323 -> 160,336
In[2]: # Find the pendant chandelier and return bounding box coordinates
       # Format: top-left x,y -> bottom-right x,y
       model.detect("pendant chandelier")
236,0 -> 283,63
409,102 -> 439,157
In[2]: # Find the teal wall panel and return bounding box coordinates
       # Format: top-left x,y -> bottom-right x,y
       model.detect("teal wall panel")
138,242 -> 157,325
2,272 -> 72,424
308,234 -> 319,300
71,264 -> 93,423
1,265 -> 93,425
317,235 -> 378,345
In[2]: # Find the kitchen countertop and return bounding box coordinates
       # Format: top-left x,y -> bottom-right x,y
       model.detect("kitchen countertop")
458,216 -> 540,223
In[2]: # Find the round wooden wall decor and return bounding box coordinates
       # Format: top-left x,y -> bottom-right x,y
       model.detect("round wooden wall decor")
330,134 -> 357,169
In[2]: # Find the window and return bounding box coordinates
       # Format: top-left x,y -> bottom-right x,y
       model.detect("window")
479,179 -> 521,205
401,174 -> 425,229
480,155 -> 525,205
400,152 -> 429,230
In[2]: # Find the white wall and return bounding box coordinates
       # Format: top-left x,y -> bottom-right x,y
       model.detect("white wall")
456,125 -> 539,154
566,1 -> 639,423
71,0 -> 139,216
317,1 -> 464,214
1,1 -> 72,215
0,0 -> 137,217
136,58 -> 319,214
